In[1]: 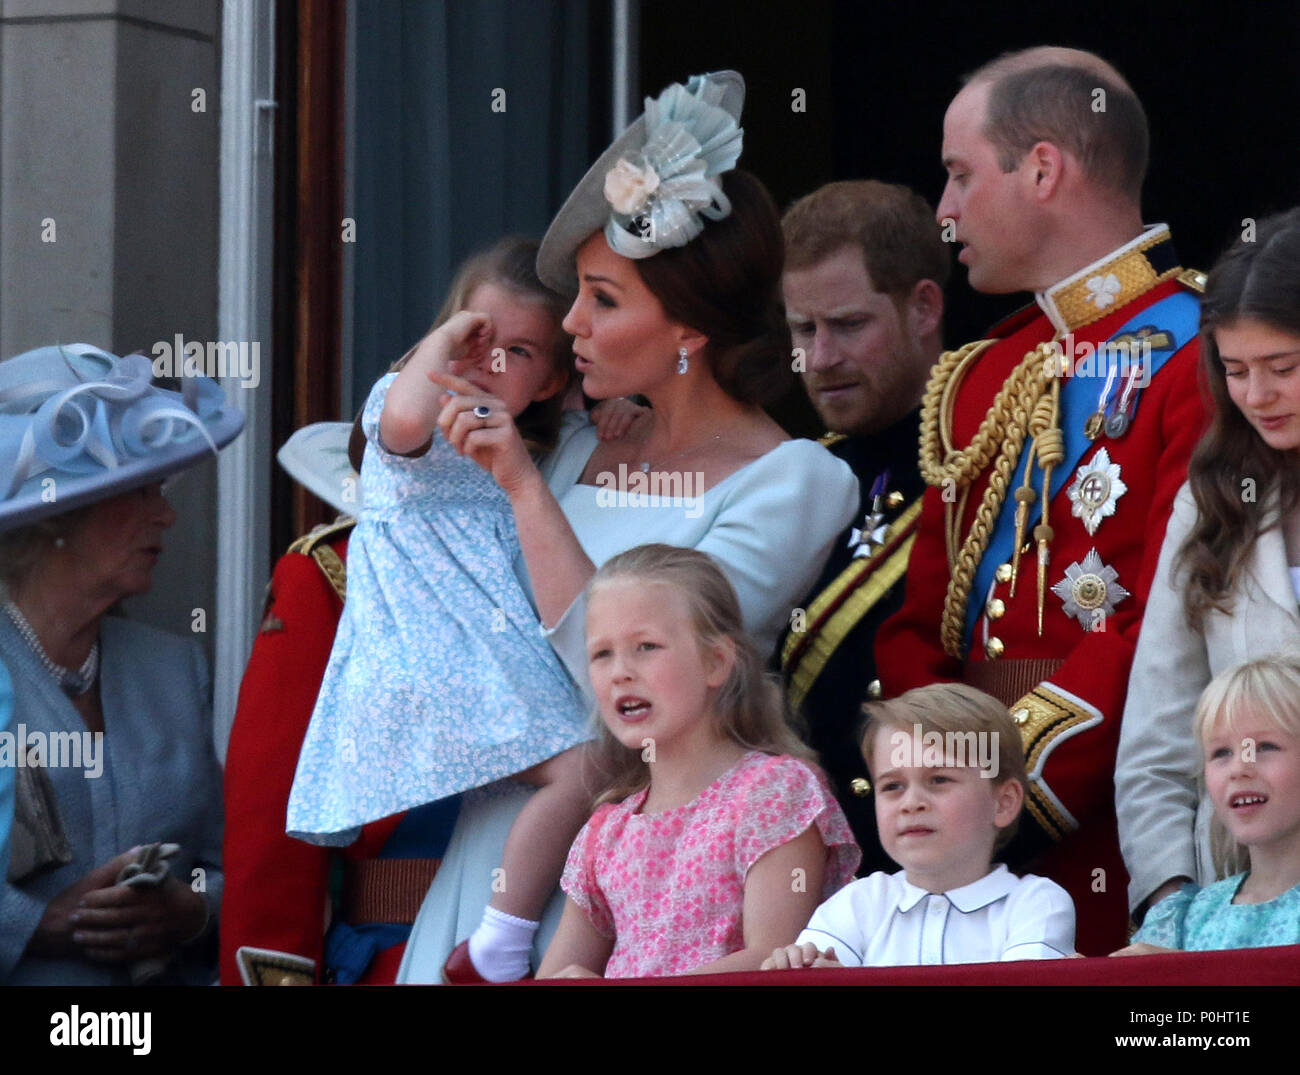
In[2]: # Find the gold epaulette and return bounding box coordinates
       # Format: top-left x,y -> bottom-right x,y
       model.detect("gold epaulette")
818,431 -> 848,449
1176,267 -> 1207,294
286,514 -> 357,556
286,515 -> 356,604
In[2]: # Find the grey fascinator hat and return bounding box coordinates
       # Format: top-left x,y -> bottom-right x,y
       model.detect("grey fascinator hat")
537,71 -> 745,294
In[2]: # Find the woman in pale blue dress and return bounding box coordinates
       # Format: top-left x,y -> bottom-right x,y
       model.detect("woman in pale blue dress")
0,343 -> 238,985
399,72 -> 860,982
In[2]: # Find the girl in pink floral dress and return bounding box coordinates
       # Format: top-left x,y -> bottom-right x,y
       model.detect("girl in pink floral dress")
538,545 -> 860,978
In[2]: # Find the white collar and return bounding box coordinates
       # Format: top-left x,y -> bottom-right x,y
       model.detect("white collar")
894,863 -> 1019,913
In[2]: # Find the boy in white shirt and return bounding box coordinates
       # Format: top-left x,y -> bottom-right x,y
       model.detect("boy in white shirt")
763,683 -> 1075,968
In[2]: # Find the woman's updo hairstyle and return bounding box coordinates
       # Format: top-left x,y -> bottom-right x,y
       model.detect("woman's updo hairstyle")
633,169 -> 792,406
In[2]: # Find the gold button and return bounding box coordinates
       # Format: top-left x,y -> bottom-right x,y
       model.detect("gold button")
986,598 -> 1006,620
867,678 -> 883,700
886,490 -> 904,508
850,777 -> 871,797
985,637 -> 1005,659
1012,707 -> 1030,726
995,563 -> 1013,584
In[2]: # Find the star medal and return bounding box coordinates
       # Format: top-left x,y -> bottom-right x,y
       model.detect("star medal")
847,470 -> 893,558
1051,549 -> 1130,630
1067,447 -> 1127,535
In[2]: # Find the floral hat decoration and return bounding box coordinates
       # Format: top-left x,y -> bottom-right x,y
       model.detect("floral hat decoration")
0,343 -> 244,533
537,70 -> 745,294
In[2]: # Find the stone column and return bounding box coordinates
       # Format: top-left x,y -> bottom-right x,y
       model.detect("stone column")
0,1 -> 223,658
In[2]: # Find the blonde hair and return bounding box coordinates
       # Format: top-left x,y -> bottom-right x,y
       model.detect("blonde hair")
585,544 -> 813,806
1193,652 -> 1300,878
860,683 -> 1027,852
391,235 -> 573,454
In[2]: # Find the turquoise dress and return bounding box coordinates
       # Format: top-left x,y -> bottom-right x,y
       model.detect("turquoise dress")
1133,875 -> 1300,950
286,375 -> 588,846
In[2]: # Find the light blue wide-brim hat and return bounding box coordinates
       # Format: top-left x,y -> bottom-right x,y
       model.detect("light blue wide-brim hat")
276,421 -> 360,515
0,343 -> 245,533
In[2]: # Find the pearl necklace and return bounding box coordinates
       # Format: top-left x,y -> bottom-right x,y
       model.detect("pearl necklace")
1,595 -> 100,696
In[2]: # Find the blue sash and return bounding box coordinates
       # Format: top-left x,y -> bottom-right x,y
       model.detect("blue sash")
961,289 -> 1201,649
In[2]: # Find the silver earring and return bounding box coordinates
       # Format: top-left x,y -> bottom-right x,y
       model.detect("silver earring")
676,347 -> 689,375
54,537 -> 66,549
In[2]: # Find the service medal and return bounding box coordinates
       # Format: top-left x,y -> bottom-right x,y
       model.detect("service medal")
847,472 -> 894,558
1051,548 -> 1130,630
1066,447 -> 1127,536
848,509 -> 891,559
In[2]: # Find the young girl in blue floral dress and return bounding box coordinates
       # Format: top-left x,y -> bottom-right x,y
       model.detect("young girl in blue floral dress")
288,238 -> 603,981
1114,652 -> 1300,954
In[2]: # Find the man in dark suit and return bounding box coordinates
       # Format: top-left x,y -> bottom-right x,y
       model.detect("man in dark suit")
778,180 -> 948,869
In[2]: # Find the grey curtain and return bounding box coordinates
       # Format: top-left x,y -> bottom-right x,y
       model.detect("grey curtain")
349,0 -> 596,412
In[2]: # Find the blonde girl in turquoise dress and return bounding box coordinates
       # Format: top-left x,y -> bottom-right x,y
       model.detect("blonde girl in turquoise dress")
1114,653 -> 1300,954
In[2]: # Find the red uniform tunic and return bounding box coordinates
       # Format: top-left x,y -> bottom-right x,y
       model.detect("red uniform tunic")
220,521 -> 441,985
876,231 -> 1208,954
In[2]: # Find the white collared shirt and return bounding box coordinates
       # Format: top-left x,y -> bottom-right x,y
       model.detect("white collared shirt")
796,864 -> 1076,966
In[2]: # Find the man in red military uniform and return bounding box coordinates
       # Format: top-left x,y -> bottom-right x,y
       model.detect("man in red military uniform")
220,427 -> 458,985
874,46 -> 1208,954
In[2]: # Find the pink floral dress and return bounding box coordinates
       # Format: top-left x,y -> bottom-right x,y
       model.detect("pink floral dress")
560,751 -> 861,978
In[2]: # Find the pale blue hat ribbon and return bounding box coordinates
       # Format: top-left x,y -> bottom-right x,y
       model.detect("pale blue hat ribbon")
602,73 -> 744,259
0,344 -> 223,503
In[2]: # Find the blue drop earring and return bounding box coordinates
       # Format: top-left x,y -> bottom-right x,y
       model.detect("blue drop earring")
676,347 -> 689,375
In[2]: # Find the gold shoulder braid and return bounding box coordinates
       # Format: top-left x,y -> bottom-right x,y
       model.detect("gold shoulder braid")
918,339 -> 1065,658
311,544 -> 348,605
287,515 -> 357,556
286,516 -> 356,605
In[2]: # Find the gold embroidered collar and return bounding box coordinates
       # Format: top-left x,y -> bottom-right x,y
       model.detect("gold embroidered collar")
1036,224 -> 1178,334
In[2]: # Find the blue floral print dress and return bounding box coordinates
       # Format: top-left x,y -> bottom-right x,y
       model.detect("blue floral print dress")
286,374 -> 588,845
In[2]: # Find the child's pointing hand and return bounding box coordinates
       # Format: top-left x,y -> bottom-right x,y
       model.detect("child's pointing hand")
428,370 -> 536,496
